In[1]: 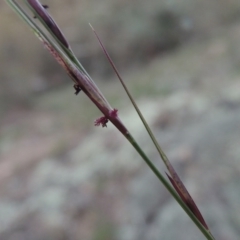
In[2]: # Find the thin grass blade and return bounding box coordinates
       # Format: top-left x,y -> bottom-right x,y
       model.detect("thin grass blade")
90,24 -> 214,239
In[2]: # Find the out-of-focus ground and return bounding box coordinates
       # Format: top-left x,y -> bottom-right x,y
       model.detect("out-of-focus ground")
1,0 -> 240,239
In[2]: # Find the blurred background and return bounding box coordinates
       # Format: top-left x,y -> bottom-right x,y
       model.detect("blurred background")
1,0 -> 240,239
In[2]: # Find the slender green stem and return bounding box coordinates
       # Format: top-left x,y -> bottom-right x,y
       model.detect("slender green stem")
5,1 -> 215,239
6,0 -> 103,96
90,25 -> 215,239
90,23 -> 171,166
23,0 -> 93,82
6,0 -> 60,52
126,133 -> 215,240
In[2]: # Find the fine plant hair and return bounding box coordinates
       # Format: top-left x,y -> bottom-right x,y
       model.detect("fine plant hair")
5,1 -> 216,240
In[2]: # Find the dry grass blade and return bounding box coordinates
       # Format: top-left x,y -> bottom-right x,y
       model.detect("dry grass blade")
90,23 -> 213,237
166,172 -> 208,230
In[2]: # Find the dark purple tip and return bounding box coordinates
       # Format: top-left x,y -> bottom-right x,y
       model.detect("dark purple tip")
27,0 -> 70,49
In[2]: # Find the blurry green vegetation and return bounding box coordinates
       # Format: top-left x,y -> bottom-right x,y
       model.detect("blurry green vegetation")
92,220 -> 116,240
